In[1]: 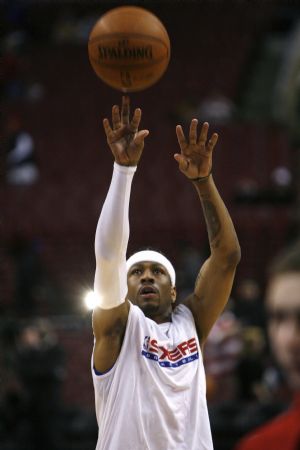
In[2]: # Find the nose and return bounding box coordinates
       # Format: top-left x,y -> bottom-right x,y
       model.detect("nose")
141,268 -> 154,283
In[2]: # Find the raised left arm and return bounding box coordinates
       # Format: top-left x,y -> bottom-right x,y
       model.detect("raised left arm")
174,120 -> 241,346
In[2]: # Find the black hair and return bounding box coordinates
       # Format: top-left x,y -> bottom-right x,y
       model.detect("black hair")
134,246 -> 166,256
268,239 -> 300,278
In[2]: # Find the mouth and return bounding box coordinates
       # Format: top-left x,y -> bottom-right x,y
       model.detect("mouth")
138,285 -> 158,299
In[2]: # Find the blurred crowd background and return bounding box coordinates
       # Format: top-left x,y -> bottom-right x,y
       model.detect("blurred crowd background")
1,0 -> 300,449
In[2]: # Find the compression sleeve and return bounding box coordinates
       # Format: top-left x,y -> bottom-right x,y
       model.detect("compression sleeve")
94,162 -> 136,309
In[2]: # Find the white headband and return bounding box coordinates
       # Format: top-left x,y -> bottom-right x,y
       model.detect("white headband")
126,250 -> 176,286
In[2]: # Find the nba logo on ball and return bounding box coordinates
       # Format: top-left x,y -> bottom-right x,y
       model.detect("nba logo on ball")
88,6 -> 171,92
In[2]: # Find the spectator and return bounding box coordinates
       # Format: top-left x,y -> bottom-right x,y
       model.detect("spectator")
0,320 -> 25,448
233,278 -> 265,328
16,320 -> 65,450
9,235 -> 42,316
204,307 -> 243,404
4,113 -> 39,185
235,240 -> 300,450
236,326 -> 267,402
196,91 -> 235,124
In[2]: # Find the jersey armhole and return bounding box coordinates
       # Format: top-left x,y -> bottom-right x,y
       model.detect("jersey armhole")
92,302 -> 135,379
93,365 -> 113,376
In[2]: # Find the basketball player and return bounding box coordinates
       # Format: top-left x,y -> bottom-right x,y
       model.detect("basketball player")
92,96 -> 241,450
235,240 -> 300,450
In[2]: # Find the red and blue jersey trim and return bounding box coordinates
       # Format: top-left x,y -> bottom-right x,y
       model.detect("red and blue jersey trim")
142,349 -> 199,367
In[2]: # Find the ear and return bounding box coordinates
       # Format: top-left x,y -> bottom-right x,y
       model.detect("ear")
171,286 -> 177,303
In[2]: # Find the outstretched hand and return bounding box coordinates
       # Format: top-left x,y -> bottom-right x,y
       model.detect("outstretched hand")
103,96 -> 149,166
174,120 -> 218,180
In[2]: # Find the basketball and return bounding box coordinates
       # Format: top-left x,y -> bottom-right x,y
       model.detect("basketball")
88,6 -> 170,92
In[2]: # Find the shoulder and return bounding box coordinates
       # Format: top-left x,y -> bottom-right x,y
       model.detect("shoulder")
124,302 -> 144,330
172,303 -> 198,338
235,409 -> 295,450
92,303 -> 147,380
173,303 -> 195,323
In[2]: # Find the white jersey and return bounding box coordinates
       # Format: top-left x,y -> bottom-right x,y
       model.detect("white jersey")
92,303 -> 213,450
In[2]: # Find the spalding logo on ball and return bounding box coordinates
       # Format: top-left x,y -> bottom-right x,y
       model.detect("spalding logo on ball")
88,6 -> 171,92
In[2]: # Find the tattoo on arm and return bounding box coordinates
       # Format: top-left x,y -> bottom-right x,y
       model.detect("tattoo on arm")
202,200 -> 221,247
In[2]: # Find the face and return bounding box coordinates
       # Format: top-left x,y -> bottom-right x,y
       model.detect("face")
20,326 -> 41,348
127,261 -> 176,323
266,272 -> 300,391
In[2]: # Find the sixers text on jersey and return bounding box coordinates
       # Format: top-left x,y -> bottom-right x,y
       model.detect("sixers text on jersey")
142,336 -> 199,368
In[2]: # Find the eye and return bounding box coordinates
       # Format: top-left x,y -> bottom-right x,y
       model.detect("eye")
268,310 -> 287,325
153,267 -> 165,275
131,268 -> 142,275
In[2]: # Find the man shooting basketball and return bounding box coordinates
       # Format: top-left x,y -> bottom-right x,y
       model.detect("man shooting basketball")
92,96 -> 241,450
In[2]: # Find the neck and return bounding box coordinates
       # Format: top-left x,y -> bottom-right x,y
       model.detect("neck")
144,307 -> 173,324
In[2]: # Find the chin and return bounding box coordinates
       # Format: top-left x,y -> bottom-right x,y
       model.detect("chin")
140,303 -> 160,317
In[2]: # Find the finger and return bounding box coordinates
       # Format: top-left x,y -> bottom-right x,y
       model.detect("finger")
207,133 -> 219,153
103,118 -> 113,138
129,108 -> 142,133
198,122 -> 209,146
175,125 -> 186,152
174,153 -> 189,172
121,95 -> 130,125
133,129 -> 149,146
110,124 -> 126,141
112,105 -> 121,130
103,119 -> 125,142
189,119 -> 198,145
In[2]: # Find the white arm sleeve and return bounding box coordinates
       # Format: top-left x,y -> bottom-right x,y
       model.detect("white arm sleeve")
94,162 -> 136,309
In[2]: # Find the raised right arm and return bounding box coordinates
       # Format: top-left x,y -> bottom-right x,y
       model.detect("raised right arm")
92,97 -> 149,373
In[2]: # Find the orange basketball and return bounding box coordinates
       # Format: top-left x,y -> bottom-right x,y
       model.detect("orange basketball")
88,6 -> 171,92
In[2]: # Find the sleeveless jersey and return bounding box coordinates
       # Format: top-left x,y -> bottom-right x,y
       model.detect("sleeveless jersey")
92,303 -> 213,450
